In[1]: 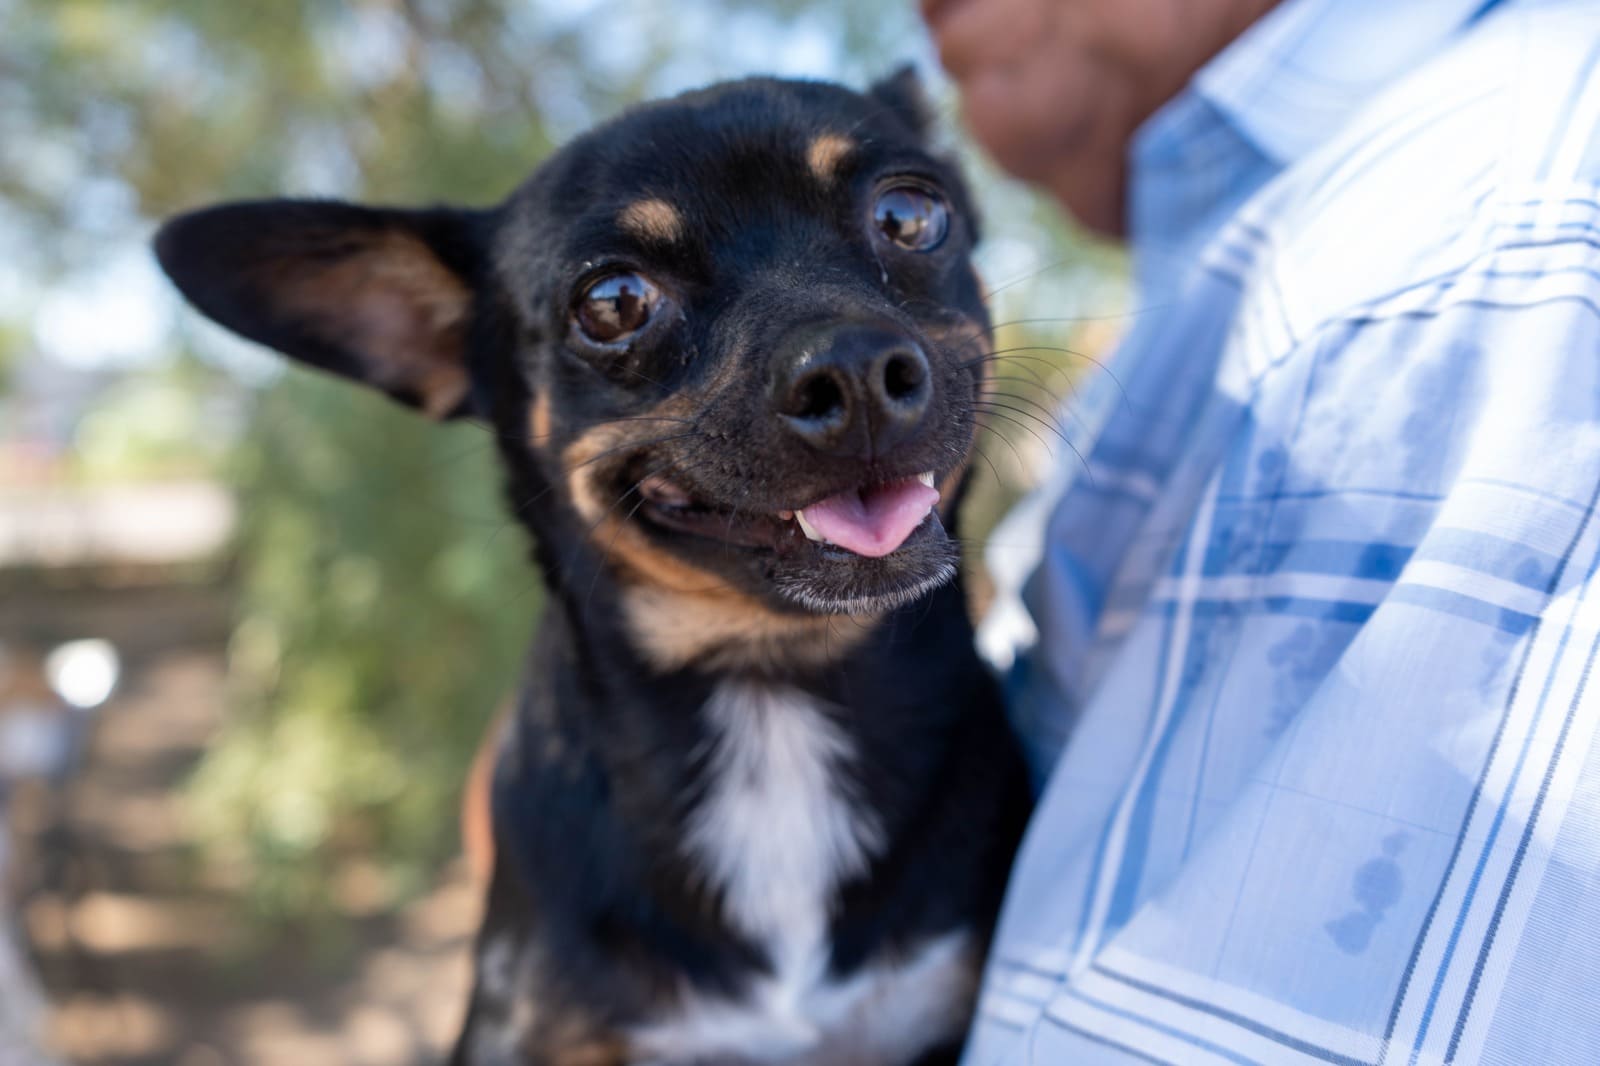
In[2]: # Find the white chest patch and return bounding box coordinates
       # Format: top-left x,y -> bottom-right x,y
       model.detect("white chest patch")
689,681 -> 882,988
627,682 -> 975,1065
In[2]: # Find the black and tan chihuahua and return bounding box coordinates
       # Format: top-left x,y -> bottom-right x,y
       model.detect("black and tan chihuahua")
156,70 -> 1031,1066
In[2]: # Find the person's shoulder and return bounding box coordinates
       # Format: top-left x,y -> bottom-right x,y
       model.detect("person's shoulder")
1237,1 -> 1600,345
1439,0 -> 1600,190
1280,0 -> 1600,196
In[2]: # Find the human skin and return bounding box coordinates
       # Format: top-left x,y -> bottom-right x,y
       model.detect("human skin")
921,0 -> 1280,236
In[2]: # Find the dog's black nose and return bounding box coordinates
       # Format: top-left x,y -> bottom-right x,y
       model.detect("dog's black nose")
771,326 -> 932,460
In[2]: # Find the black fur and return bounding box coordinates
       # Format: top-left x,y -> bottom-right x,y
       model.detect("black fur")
157,73 -> 1031,1065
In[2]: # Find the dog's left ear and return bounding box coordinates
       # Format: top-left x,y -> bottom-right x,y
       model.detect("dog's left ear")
155,199 -> 489,419
868,65 -> 934,139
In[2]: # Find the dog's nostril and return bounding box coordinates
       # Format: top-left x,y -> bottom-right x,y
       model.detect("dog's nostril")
792,371 -> 847,421
773,331 -> 931,458
882,351 -> 926,402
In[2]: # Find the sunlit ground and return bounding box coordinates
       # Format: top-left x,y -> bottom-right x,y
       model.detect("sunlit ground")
16,629 -> 475,1065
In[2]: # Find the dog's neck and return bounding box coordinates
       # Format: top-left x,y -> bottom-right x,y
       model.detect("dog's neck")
502,560 -> 979,849
526,565 -> 979,790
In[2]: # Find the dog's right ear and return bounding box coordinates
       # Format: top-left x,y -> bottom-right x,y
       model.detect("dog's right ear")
154,199 -> 490,418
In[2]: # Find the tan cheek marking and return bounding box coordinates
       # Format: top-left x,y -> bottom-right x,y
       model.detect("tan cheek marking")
558,400 -> 881,670
617,198 -> 683,244
529,391 -> 552,445
558,421 -> 734,594
560,391 -> 700,525
807,132 -> 855,182
561,424 -> 629,526
602,518 -> 741,597
623,585 -> 880,673
592,502 -> 880,670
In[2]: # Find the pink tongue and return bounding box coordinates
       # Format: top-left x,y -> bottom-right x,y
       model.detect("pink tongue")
799,478 -> 940,558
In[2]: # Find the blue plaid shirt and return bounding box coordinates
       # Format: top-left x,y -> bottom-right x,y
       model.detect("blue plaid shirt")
968,1 -> 1600,1063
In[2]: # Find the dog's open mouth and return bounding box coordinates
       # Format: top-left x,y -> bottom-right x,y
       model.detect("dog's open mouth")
638,471 -> 940,559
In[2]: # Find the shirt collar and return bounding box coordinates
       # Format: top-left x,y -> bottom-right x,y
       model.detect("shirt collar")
1191,0 -> 1503,166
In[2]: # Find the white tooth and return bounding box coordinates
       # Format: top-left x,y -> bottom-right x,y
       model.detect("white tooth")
795,509 -> 827,543
917,470 -> 936,488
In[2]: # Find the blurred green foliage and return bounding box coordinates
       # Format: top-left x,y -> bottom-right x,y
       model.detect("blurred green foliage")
67,356 -> 238,483
0,324 -> 21,394
4,0 -> 1122,928
194,376 -> 532,924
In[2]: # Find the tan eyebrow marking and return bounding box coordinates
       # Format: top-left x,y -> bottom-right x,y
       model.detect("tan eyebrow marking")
617,198 -> 683,243
806,132 -> 856,182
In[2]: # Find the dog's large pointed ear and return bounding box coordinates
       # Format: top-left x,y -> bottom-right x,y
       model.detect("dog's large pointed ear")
154,200 -> 489,418
868,65 -> 934,140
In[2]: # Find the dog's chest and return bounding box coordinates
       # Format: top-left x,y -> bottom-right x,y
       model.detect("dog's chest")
627,682 -> 971,1065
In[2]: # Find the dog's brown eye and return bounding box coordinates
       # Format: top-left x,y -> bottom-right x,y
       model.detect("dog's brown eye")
872,185 -> 949,252
576,272 -> 658,344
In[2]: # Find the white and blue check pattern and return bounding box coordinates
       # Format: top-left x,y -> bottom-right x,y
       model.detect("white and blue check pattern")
968,1 -> 1600,1063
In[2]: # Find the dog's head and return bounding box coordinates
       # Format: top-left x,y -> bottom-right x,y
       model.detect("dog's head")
156,73 -> 990,670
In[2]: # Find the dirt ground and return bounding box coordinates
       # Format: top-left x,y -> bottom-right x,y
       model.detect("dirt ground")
6,589 -> 479,1066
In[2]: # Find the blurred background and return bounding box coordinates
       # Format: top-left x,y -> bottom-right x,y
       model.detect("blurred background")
0,1 -> 1124,1062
